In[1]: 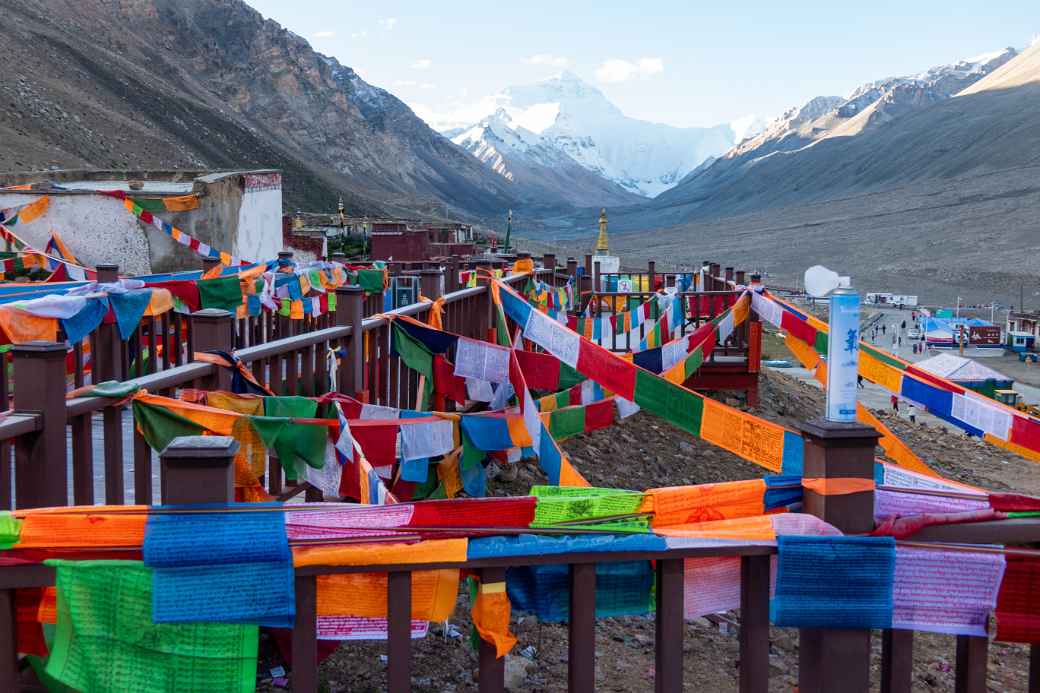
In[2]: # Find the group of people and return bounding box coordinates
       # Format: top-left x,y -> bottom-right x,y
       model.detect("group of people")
868,313 -> 925,354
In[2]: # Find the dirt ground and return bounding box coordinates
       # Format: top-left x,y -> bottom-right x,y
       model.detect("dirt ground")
260,367 -> 1040,691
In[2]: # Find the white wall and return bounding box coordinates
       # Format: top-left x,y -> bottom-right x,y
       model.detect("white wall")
236,172 -> 283,262
0,193 -> 152,275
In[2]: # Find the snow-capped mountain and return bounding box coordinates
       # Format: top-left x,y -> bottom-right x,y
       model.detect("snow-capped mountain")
451,109 -> 644,207
445,72 -> 762,198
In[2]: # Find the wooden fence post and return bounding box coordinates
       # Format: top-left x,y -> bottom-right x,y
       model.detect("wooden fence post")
419,268 -> 444,300
202,256 -> 221,273
94,264 -> 123,382
798,419 -> 880,693
478,567 -> 507,693
647,260 -> 656,291
191,308 -> 235,391
542,253 -> 556,271
12,342 -> 68,508
336,286 -> 365,399
160,435 -> 237,504
725,267 -> 735,286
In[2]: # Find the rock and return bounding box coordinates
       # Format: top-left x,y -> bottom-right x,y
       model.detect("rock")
503,655 -> 533,689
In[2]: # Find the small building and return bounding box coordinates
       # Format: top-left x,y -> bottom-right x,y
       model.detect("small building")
914,353 -> 1014,399
1007,311 -> 1040,345
0,169 -> 283,274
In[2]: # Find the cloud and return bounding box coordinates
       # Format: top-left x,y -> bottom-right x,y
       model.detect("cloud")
420,83 -> 436,90
351,30 -> 368,39
523,53 -> 570,68
312,31 -> 336,40
411,58 -> 433,70
394,80 -> 418,87
378,17 -> 397,30
594,57 -> 664,83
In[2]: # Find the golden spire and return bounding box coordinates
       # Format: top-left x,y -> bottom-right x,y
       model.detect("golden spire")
595,208 -> 609,253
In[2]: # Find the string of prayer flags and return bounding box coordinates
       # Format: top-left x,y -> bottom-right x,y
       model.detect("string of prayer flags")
0,196 -> 50,226
760,288 -> 1040,460
15,506 -> 148,550
391,321 -> 436,410
512,348 -> 586,392
143,504 -> 294,627
892,545 -> 1005,636
454,336 -> 510,383
770,536 -> 896,629
44,560 -> 258,693
995,555 -> 1040,643
541,398 -> 616,441
496,279 -> 801,473
103,189 -> 245,266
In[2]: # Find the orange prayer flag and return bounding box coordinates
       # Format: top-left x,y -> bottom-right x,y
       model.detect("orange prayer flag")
14,506 -> 148,549
802,478 -> 876,495
652,515 -> 776,540
646,479 -> 766,527
293,538 -> 468,568
0,307 -> 57,344
317,569 -> 459,620
472,582 -> 517,658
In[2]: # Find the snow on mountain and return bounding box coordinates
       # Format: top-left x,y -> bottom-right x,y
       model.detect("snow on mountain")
445,72 -> 751,198
450,108 -> 644,207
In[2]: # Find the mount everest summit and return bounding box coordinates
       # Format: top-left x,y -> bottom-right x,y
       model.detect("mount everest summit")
446,72 -> 763,199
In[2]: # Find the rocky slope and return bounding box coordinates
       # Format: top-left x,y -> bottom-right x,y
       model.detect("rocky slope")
0,0 -> 516,218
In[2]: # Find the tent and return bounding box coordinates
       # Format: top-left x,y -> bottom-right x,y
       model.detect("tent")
913,353 -> 1014,398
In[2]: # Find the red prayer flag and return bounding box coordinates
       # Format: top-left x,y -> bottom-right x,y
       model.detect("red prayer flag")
996,555 -> 1040,643
349,421 -> 400,469
407,497 -> 536,529
514,350 -> 561,391
585,399 -> 615,433
1011,416 -> 1040,454
433,355 -> 468,406
576,340 -> 637,400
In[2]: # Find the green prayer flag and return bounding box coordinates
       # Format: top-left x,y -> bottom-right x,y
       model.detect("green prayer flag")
252,397 -> 329,475
633,370 -> 704,435
44,560 -> 258,693
550,406 -> 585,440
683,348 -> 704,379
558,362 -> 586,390
198,276 -> 243,312
129,198 -> 168,214
530,485 -> 646,529
327,291 -> 337,313
391,323 -> 434,410
355,269 -> 385,295
0,511 -> 22,549
813,330 -> 829,355
131,400 -> 206,453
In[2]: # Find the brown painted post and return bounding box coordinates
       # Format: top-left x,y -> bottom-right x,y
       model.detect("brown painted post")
735,270 -> 746,286
881,629 -> 913,693
1030,646 -> 1040,692
293,574 -> 319,692
798,419 -> 880,693
12,343 -> 68,508
202,256 -> 221,273
331,252 -> 347,264
593,261 -> 602,298
655,559 -> 684,693
0,588 -> 16,690
190,308 -> 235,391
725,267 -> 735,286
647,260 -> 656,291
955,635 -> 988,693
446,257 -> 460,293
419,268 -> 444,300
159,435 -> 236,504
387,571 -> 413,693
278,250 -> 295,264
566,257 -> 578,280
543,253 -> 557,271
569,563 -> 596,692
709,263 -> 721,290
336,286 -> 365,399
94,264 -> 123,382
478,567 -> 507,693
583,254 -> 592,295
739,554 -> 771,692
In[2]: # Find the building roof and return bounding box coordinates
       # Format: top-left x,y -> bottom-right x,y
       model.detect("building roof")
914,353 -> 1013,383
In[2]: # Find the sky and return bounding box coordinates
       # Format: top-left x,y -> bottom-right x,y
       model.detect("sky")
246,0 -> 1039,130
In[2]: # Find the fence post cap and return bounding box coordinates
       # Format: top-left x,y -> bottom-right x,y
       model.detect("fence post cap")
11,341 -> 68,357
160,435 -> 239,460
191,308 -> 234,320
799,418 -> 880,442
95,263 -> 119,271
337,285 -> 365,295
278,251 -> 295,259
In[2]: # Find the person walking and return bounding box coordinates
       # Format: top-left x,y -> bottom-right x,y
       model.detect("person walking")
901,320 -> 907,330
891,395 -> 899,412
857,374 -> 864,389
908,404 -> 917,424
882,324 -> 887,336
